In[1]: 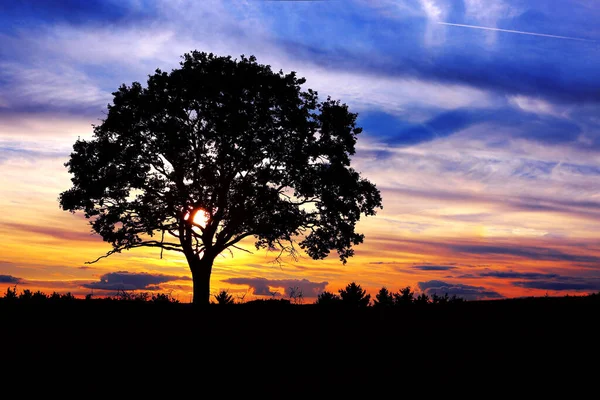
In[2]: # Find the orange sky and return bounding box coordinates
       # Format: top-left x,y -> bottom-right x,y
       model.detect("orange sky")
2,122 -> 600,303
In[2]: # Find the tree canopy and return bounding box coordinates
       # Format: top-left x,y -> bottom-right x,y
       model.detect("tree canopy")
59,51 -> 383,304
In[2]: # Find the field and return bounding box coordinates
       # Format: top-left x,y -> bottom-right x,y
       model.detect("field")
1,294 -> 598,394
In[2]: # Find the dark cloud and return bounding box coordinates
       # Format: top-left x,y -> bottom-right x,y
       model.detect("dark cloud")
0,0 -> 156,30
221,277 -> 328,298
0,275 -> 22,284
282,27 -> 600,106
359,108 -> 583,147
480,271 -> 559,280
449,244 -> 600,264
413,265 -> 457,271
513,280 -> 600,292
83,271 -> 190,291
418,280 -> 503,301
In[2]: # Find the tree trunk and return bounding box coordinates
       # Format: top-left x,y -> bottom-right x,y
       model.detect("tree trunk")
190,256 -> 214,305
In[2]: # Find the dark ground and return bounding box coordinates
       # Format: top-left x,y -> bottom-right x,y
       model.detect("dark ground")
1,296 -> 598,394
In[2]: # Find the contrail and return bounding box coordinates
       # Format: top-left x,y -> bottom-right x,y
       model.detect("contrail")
438,22 -> 595,42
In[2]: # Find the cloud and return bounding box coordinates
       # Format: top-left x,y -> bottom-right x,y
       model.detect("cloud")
413,265 -> 457,271
418,280 -> 503,300
0,61 -> 110,116
0,0 -> 151,27
0,275 -> 22,284
508,95 -> 570,118
2,222 -> 101,243
448,244 -> 600,264
479,271 -> 559,279
82,271 -> 190,291
513,279 -> 600,292
221,277 -> 328,298
364,107 -> 583,147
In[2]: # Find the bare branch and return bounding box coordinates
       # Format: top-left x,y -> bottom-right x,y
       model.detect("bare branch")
231,244 -> 253,254
85,248 -> 121,264
85,240 -> 186,264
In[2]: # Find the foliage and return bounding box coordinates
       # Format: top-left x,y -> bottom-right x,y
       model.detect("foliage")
213,290 -> 235,305
393,286 -> 415,306
4,286 -> 18,300
315,291 -> 341,306
373,286 -> 395,308
338,282 -> 371,307
414,293 -> 430,305
59,50 -> 383,304
151,292 -> 180,304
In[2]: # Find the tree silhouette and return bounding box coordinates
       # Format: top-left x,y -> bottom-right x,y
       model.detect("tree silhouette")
373,286 -> 394,308
338,282 -> 371,307
59,51 -> 383,304
393,286 -> 414,306
315,290 -> 341,305
414,292 -> 430,305
213,290 -> 235,305
431,293 -> 449,304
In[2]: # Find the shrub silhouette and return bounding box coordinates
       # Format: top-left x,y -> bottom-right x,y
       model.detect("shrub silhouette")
213,290 -> 235,305
151,292 -> 180,304
4,286 -> 18,301
339,282 -> 371,307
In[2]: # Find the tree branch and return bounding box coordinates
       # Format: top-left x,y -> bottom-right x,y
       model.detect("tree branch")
85,240 -> 185,264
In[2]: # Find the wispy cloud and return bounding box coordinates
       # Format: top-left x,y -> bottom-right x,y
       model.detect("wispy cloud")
438,22 -> 596,42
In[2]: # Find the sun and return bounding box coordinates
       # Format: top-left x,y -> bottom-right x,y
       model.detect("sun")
184,209 -> 209,228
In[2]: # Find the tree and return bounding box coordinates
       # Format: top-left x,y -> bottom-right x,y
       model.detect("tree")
338,282 -> 371,307
59,51 -> 383,305
393,286 -> 414,306
373,286 -> 394,308
414,292 -> 430,305
315,291 -> 341,306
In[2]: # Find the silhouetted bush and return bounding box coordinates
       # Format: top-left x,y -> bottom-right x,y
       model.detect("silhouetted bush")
151,292 -> 180,304
4,286 -> 18,301
213,290 -> 235,305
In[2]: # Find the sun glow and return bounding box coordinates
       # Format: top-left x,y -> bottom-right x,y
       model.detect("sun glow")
184,209 -> 209,228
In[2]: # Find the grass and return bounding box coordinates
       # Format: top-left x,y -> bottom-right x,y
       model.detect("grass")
1,287 -> 598,392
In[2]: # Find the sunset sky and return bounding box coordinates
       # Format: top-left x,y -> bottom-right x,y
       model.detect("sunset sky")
1,0 -> 600,303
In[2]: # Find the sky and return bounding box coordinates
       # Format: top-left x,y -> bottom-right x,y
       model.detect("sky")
1,0 -> 600,303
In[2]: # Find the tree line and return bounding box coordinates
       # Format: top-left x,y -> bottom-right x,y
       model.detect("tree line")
0,282 -> 460,306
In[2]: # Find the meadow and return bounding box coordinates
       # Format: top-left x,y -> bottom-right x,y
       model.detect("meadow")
1,285 -> 598,392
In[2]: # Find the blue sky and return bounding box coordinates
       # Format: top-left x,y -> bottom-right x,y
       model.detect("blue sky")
1,0 -> 600,301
